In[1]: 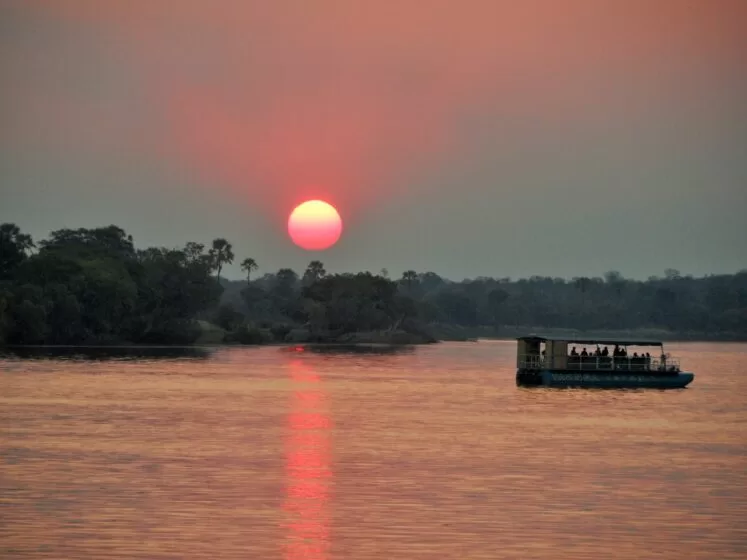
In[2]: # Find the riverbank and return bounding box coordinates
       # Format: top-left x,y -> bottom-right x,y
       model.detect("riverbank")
218,325 -> 438,346
424,323 -> 747,343
2,322 -> 742,350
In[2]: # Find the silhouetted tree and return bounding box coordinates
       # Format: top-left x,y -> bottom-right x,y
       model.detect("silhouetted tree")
0,226 -> 223,345
184,242 -> 206,263
240,258 -> 258,282
303,260 -> 326,286
40,225 -> 135,260
209,238 -> 234,280
400,270 -> 418,294
302,272 -> 400,333
0,223 -> 34,278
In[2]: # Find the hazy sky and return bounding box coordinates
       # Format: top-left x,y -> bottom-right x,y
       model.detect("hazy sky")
2,1 -> 745,280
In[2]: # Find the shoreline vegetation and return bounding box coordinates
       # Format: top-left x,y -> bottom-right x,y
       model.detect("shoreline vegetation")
1,223 -> 746,348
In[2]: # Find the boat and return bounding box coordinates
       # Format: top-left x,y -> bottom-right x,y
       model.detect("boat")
515,335 -> 694,389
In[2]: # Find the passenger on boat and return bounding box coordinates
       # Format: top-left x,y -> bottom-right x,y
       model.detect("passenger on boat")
599,346 -> 612,368
626,352 -> 643,370
581,348 -> 588,357
570,347 -> 578,356
594,347 -> 602,356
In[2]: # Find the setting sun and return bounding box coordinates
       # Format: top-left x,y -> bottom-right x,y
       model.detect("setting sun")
287,200 -> 343,251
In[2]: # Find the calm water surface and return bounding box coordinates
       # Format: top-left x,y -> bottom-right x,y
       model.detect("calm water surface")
1,341 -> 745,559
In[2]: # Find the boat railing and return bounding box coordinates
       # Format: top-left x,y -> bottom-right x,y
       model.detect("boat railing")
518,355 -> 546,369
518,355 -> 681,372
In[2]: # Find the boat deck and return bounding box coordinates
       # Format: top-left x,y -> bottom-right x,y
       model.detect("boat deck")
518,355 -> 681,373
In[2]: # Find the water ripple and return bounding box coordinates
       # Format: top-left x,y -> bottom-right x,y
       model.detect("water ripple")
1,341 -> 745,558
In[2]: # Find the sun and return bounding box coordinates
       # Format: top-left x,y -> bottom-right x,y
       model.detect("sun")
287,200 -> 343,251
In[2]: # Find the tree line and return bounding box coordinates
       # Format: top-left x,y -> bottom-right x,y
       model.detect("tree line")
1,222 -> 745,345
0,223 -> 422,345
1,223 -> 229,344
222,265 -> 747,341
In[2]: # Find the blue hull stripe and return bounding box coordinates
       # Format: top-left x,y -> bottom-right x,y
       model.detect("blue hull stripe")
539,370 -> 694,389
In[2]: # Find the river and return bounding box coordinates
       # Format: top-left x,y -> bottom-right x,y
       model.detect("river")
1,341 -> 745,559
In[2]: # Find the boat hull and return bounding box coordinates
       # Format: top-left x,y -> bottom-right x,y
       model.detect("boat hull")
517,369 -> 694,389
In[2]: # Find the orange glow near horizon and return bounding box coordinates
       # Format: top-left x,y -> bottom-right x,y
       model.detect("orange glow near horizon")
288,200 -> 343,251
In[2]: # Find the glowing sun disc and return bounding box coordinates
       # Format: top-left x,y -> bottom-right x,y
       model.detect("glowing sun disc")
288,200 -> 343,251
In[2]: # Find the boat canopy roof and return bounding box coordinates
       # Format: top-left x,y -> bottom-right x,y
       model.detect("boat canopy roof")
517,335 -> 663,347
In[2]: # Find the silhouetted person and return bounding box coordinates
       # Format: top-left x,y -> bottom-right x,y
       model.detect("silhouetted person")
570,347 -> 578,356
581,348 -> 588,357
594,347 -> 601,356
602,346 -> 609,356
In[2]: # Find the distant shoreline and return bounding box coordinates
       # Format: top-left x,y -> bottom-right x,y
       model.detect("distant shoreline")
429,324 -> 747,343
2,322 -> 745,352
2,333 -> 745,351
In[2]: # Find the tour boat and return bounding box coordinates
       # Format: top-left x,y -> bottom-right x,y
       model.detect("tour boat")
515,335 -> 694,389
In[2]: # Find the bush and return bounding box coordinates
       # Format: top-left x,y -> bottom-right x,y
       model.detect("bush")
9,299 -> 47,344
213,304 -> 245,331
270,323 -> 292,342
224,325 -> 266,345
141,319 -> 202,345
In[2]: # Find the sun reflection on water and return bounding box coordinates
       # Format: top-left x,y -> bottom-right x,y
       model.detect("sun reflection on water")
282,358 -> 332,559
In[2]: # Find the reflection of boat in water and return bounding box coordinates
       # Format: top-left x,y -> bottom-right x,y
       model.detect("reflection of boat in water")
515,335 -> 694,389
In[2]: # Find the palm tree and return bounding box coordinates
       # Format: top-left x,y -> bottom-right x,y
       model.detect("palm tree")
209,238 -> 234,281
401,270 -> 418,290
240,258 -> 258,282
573,276 -> 592,295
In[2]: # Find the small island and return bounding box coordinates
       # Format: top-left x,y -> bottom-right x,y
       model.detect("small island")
1,223 -> 745,347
